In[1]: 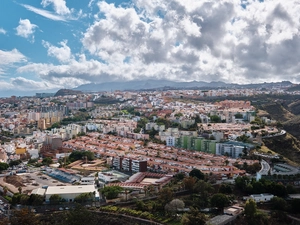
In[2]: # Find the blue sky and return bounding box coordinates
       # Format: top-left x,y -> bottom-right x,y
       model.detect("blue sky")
0,0 -> 300,96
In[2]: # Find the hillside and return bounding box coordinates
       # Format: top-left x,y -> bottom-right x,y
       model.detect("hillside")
263,133 -> 300,164
55,89 -> 83,97
258,102 -> 294,121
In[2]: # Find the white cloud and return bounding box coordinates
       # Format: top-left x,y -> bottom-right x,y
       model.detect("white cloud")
0,49 -> 27,74
16,19 -> 38,42
41,0 -> 70,15
14,0 -> 300,88
21,4 -> 68,21
42,40 -> 72,63
0,28 -> 6,35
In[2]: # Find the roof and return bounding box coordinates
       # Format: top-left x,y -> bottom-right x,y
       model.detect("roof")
45,185 -> 96,195
31,188 -> 46,196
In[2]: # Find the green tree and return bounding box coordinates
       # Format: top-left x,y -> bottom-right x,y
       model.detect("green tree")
28,194 -> 44,205
101,186 -> 123,200
270,197 -> 287,211
158,187 -> 173,205
0,162 -> 9,171
181,207 -> 207,225
165,199 -> 185,214
183,176 -> 197,192
219,184 -> 232,194
189,168 -> 205,180
210,193 -> 230,211
49,194 -> 63,204
42,157 -> 53,166
69,150 -> 95,162
9,160 -> 22,167
64,204 -> 98,225
74,192 -> 93,203
210,115 -> 221,123
10,208 -> 39,225
244,199 -> 257,218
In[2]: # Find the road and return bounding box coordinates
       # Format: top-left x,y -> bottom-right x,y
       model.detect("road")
258,159 -> 270,176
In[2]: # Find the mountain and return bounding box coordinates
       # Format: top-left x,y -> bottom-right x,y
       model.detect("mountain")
54,89 -> 83,97
74,80 -> 294,92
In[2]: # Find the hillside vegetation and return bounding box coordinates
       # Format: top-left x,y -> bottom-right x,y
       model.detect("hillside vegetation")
248,100 -> 300,164
263,133 -> 300,164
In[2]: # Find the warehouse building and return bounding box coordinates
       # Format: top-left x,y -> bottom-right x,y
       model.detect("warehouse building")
45,185 -> 99,202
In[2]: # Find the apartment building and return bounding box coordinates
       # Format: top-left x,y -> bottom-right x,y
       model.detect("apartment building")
216,143 -> 244,158
113,156 -> 147,173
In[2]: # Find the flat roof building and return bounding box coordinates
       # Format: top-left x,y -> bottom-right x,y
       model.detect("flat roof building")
45,185 -> 98,202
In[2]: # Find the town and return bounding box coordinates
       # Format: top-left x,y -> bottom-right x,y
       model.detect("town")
0,87 -> 299,225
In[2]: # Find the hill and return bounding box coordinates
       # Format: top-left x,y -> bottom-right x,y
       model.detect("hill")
55,89 -> 83,97
263,133 -> 300,164
74,80 -> 294,92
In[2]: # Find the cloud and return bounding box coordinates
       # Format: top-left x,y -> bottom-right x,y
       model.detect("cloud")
0,28 -> 6,35
16,19 -> 38,42
42,40 -> 73,63
0,49 -> 27,74
13,0 -> 300,88
21,4 -> 68,21
41,0 -> 71,15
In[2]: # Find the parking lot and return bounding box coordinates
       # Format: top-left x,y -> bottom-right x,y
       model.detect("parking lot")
20,171 -> 71,192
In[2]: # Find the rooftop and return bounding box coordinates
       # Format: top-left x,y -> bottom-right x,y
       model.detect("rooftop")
45,185 -> 96,195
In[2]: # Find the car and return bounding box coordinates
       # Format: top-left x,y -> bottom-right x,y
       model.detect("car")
59,207 -> 64,211
65,207 -> 69,210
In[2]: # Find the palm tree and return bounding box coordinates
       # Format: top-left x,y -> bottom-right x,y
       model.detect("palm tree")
3,186 -> 8,196
18,186 -> 22,194
124,189 -> 129,201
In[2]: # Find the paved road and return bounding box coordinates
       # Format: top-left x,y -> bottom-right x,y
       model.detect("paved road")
258,159 -> 270,175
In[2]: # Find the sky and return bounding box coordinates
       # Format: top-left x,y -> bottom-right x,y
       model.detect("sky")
0,0 -> 300,96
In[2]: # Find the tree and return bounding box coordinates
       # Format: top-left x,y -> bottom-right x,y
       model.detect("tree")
219,184 -> 232,194
69,150 -> 95,162
42,157 -> 53,166
193,180 -> 213,207
165,199 -> 185,213
49,194 -> 63,204
183,176 -> 197,192
189,168 -> 205,180
9,159 -> 22,167
10,208 -> 40,225
18,186 -> 22,194
101,186 -> 123,200
244,199 -> 257,218
64,204 -> 98,225
74,192 -> 93,203
3,186 -> 8,196
181,207 -> 207,225
28,194 -> 44,205
174,172 -> 186,181
270,197 -> 287,211
0,162 -> 9,172
158,187 -> 173,205
210,193 -> 230,211
210,115 -> 221,123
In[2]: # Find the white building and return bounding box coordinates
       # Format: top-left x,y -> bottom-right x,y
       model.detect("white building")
80,177 -> 95,185
249,193 -> 274,203
45,185 -> 99,202
166,136 -> 176,147
216,143 -> 244,158
98,172 -> 118,183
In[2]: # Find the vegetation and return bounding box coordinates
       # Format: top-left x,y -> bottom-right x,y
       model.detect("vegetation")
68,150 -> 95,162
0,162 -> 9,171
101,186 -> 123,200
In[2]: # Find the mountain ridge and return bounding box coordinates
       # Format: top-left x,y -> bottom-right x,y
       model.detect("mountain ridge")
73,80 -> 294,92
